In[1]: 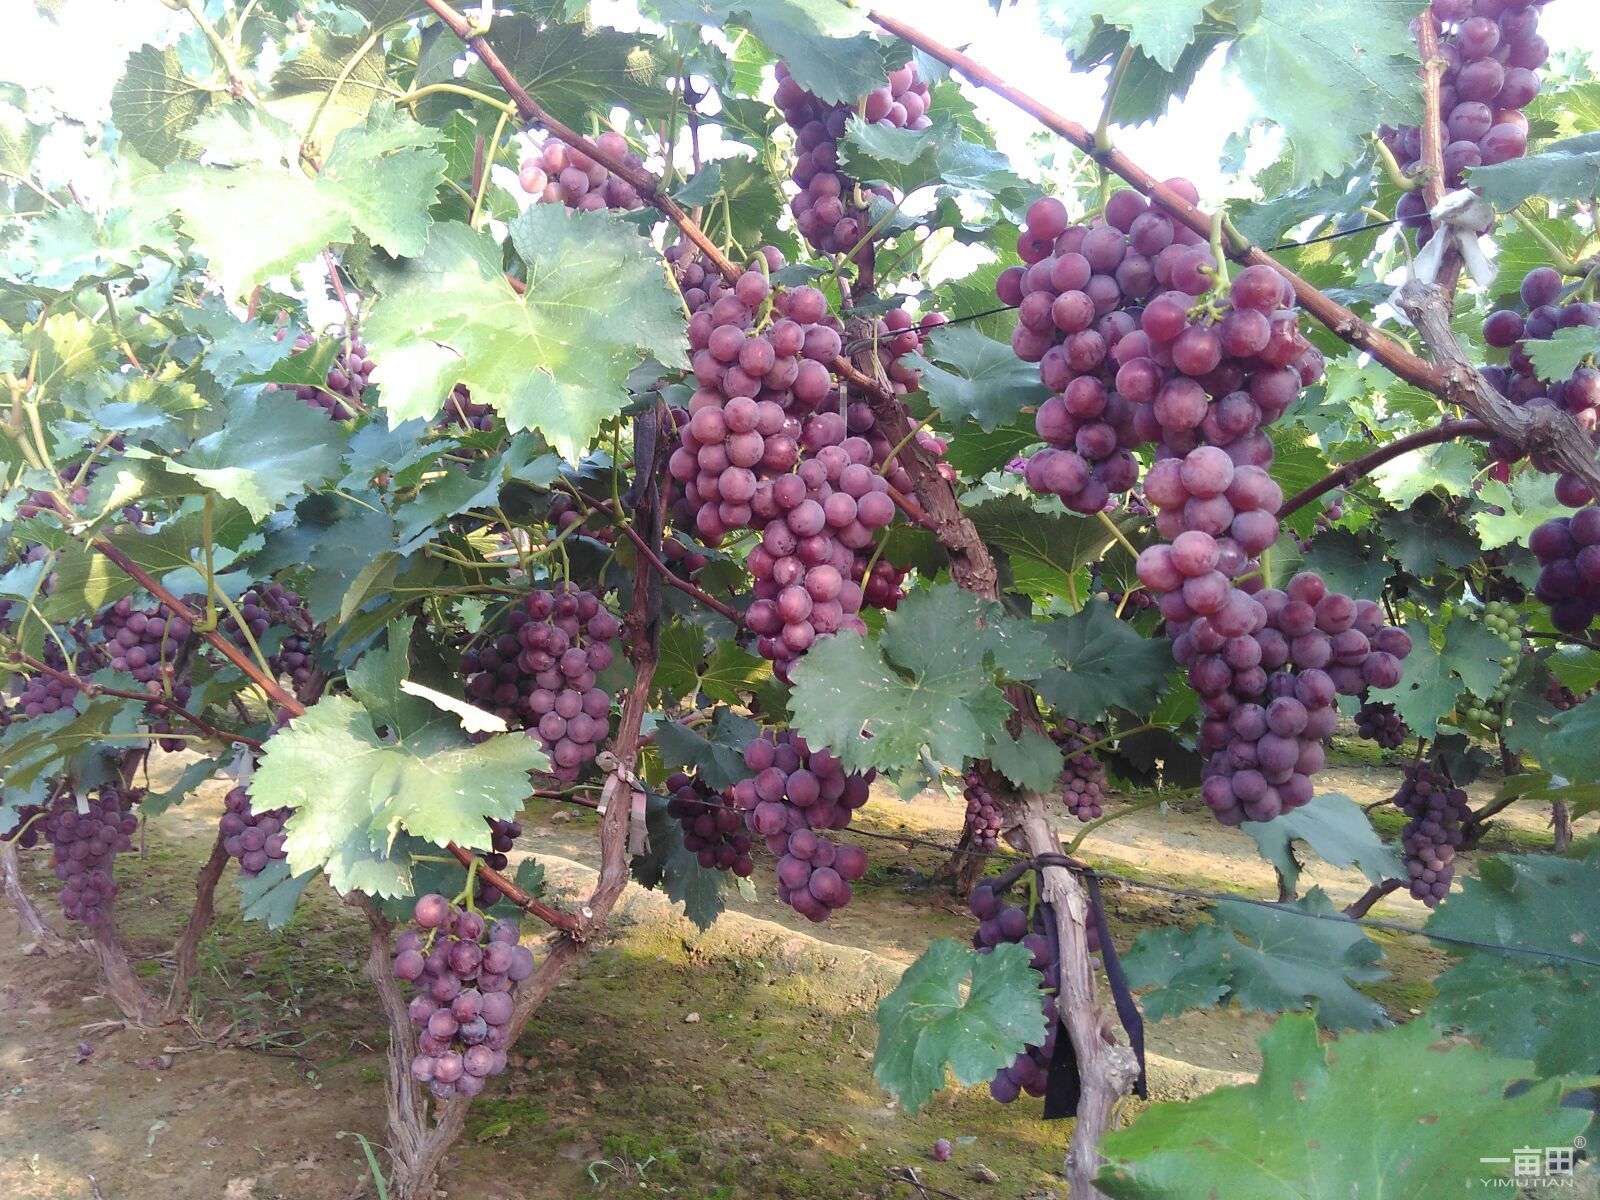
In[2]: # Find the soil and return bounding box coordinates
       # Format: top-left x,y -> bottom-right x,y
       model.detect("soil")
0,744 -> 1591,1200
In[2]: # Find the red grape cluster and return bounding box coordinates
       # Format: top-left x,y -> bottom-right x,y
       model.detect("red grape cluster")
95,597 -> 195,684
1528,506 -> 1600,634
289,329 -> 371,420
1545,672 -> 1587,711
1051,719 -> 1107,822
473,817 -> 523,908
462,585 -> 619,780
393,895 -> 534,1101
44,785 -> 138,928
1481,266 -> 1600,506
223,583 -> 316,692
440,384 -> 495,432
518,132 -> 645,212
17,634 -> 96,718
665,771 -> 755,876
774,60 -> 930,256
221,783 -> 289,877
968,880 -> 1072,1104
1004,187 -> 1320,512
1386,0 -> 1549,240
1393,762 -> 1470,906
1355,699 -> 1411,750
962,769 -> 1003,852
1,804 -> 45,849
726,730 -> 871,922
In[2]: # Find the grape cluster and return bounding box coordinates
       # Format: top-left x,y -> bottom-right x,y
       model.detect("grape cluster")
726,730 -> 872,922
461,585 -> 619,780
95,597 -> 195,684
1051,719 -> 1107,822
223,583 -> 316,693
2,804 -> 44,849
518,132 -> 645,212
1545,672 -> 1587,711
774,60 -> 930,255
962,770 -> 1003,852
474,818 -> 523,908
968,880 -> 1081,1104
1386,0 -> 1549,240
1005,189 -> 1320,512
393,894 -> 534,1100
289,330 -> 371,420
440,384 -> 495,432
665,771 -> 754,876
221,783 -> 289,877
44,786 -> 138,928
1355,699 -> 1411,750
1529,507 -> 1600,634
17,634 -> 96,718
1481,266 -> 1600,506
1393,762 -> 1470,906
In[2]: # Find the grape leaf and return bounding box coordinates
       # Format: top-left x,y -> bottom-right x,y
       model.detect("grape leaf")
3,203 -> 180,293
984,726 -> 1063,794
139,754 -> 225,819
462,17 -> 667,128
654,709 -> 761,792
1370,441 -> 1479,507
909,325 -> 1049,432
968,496 -> 1128,603
1298,527 -> 1393,600
1224,0 -> 1422,188
1473,473 -> 1569,551
364,212 -> 684,461
1539,692 -> 1600,783
1243,792 -> 1404,894
236,861 -> 316,930
1034,601 -> 1174,723
272,29 -> 390,127
789,582 -> 1049,775
940,419 -> 1036,478
698,641 -> 772,706
874,940 -> 1048,1115
110,44 -> 215,166
1381,501 -> 1482,575
654,620 -> 708,704
1367,628 -> 1458,738
1524,325 -> 1600,383
252,660 -> 547,898
631,791 -> 739,931
1468,132 -> 1600,208
838,118 -> 1028,203
1095,1013 -> 1589,1199
1122,889 -> 1389,1030
1443,615 -> 1515,701
1037,0 -> 1210,71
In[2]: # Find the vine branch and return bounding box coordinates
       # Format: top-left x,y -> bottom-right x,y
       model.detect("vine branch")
1276,419 -> 1491,517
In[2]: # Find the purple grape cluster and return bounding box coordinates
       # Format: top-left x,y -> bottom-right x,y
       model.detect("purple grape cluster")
1355,699 -> 1411,750
1528,506 -> 1600,633
17,634 -> 97,718
94,597 -> 194,684
1481,267 -> 1600,506
461,584 -> 619,780
2,804 -> 45,849
727,729 -> 871,922
1051,719 -> 1107,822
393,894 -> 534,1100
221,783 -> 289,877
774,60 -> 930,256
474,818 -> 522,908
1387,0 -> 1550,240
440,384 -> 495,432
962,770 -> 1003,852
44,786 -> 138,928
1004,188 -> 1322,512
223,583 -> 316,693
1545,672 -> 1586,711
518,132 -> 645,212
1393,762 -> 1470,906
289,330 -> 371,420
665,771 -> 754,876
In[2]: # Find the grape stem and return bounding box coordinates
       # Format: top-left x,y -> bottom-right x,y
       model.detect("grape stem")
1094,511 -> 1140,561
1276,419 -> 1491,518
1092,45 -> 1135,154
574,491 -> 747,627
1371,135 -> 1423,194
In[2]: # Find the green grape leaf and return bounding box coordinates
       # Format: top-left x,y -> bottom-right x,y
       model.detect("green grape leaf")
1381,501 -> 1483,575
1095,1013 -> 1589,1199
1035,601 -> 1174,723
139,755 -> 224,819
1224,0 -> 1422,188
1298,528 -> 1393,600
463,17 -> 667,128
1243,792 -> 1404,894
236,861 -> 316,930
631,791 -> 736,931
1122,890 -> 1389,1030
874,940 -> 1048,1115
839,117 -> 1027,203
789,582 -> 1049,775
1038,0 -> 1210,71
0,99 -> 40,179
1367,628 -> 1459,738
1426,849 -> 1600,1078
1443,615 -> 1516,701
1469,132 -> 1600,208
271,29 -> 389,126
909,325 -> 1048,432
145,107 -> 445,300
1370,441 -> 1480,507
940,419 -> 1037,478
252,690 -> 547,899
1540,693 -> 1600,783
654,620 -> 709,703
364,212 -> 684,461
0,698 -> 142,793
1474,473 -> 1569,551
698,640 -> 772,707
110,44 -> 216,166
968,496 -> 1129,603
1524,326 -> 1600,383
984,726 -> 1064,794
123,390 -> 344,520
256,497 -> 400,625
654,709 -> 761,792
4,203 -> 180,293
1490,771 -> 1600,822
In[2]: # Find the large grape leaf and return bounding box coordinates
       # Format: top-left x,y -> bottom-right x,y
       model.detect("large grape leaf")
1243,792 -> 1404,894
1426,850 -> 1600,1078
1040,14 -> 1222,127
1298,527 -> 1393,599
1371,441 -> 1479,508
1034,601 -> 1173,723
1121,890 -> 1389,1031
1036,0 -> 1210,71
463,16 -> 667,128
838,118 -> 1028,203
1443,615 -> 1515,702
1469,133 -> 1600,208
363,211 -> 684,461
631,792 -> 742,931
1473,473 -> 1568,551
1095,1014 -> 1589,1199
143,107 -> 445,300
236,861 -> 317,930
908,326 -> 1048,432
1224,0 -> 1422,188
272,29 -> 390,129
1382,501 -> 1482,575
110,44 -> 216,166
874,940 -> 1047,1115
3,202 -> 180,293
968,496 -> 1130,603
654,708 -> 761,792
789,582 -> 1049,775
1534,694 -> 1600,802
1524,326 -> 1600,384
985,726 -> 1064,794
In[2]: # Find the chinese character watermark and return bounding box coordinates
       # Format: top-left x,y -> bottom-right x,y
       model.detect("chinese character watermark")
1470,1137 -> 1586,1189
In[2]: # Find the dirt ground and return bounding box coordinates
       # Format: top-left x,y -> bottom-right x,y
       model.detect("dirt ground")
0,744 -> 1590,1200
